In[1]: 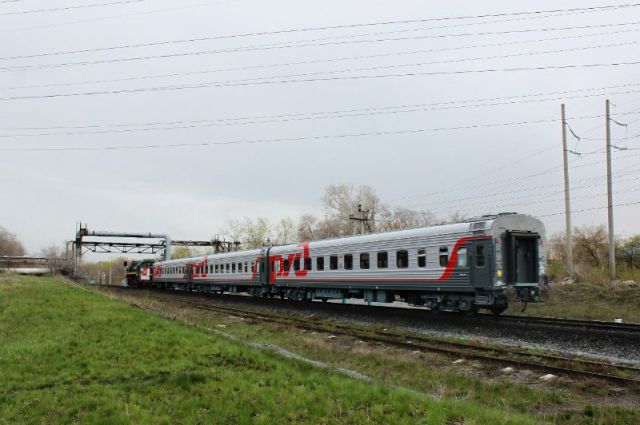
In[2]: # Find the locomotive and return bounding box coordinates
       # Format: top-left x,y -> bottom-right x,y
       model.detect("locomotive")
125,213 -> 546,314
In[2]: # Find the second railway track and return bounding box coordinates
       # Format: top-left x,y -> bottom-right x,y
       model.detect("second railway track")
105,286 -> 640,388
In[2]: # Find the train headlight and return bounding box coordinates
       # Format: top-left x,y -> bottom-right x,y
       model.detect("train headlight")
496,270 -> 503,278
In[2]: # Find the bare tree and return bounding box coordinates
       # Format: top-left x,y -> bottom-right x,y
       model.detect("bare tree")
322,184 -> 381,237
297,214 -> 317,241
574,225 -> 609,268
377,206 -> 436,231
171,246 -> 193,259
274,217 -> 296,245
0,226 -> 26,256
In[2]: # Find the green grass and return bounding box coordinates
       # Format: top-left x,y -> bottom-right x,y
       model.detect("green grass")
104,287 -> 640,425
506,281 -> 640,322
0,276 -> 550,425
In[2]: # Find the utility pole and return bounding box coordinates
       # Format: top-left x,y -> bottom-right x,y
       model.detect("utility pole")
605,99 -> 616,280
349,204 -> 372,235
561,104 -> 574,276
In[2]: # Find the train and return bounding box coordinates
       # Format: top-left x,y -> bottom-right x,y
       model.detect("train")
125,212 -> 546,315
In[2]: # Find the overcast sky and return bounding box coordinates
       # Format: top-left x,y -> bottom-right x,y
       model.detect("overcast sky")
1,0 -> 639,256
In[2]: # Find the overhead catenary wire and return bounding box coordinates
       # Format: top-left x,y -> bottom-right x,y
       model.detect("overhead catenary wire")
4,61 -> 640,101
3,111 -> 640,152
3,87 -> 640,138
4,19 -> 640,73
3,2 -> 639,61
0,0 -> 146,15
4,35 -> 639,92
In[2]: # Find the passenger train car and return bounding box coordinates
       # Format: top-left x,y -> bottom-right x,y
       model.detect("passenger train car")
128,213 -> 546,314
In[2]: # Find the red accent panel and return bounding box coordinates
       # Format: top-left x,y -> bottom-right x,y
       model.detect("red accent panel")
272,235 -> 489,284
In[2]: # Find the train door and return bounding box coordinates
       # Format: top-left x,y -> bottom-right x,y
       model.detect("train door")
259,248 -> 272,286
184,263 -> 193,283
504,231 -> 539,284
470,239 -> 494,289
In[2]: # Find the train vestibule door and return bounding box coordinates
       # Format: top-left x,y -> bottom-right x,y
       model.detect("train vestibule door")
470,239 -> 494,289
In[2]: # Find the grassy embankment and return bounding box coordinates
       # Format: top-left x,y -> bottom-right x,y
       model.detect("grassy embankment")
104,286 -> 640,425
0,275 -> 551,425
506,282 -> 640,322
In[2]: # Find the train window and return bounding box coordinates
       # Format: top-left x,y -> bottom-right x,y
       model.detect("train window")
237,262 -> 242,273
293,257 -> 301,271
283,259 -> 290,272
396,250 -> 409,268
457,247 -> 468,267
360,253 -> 370,269
330,255 -> 338,270
245,262 -> 249,273
225,263 -> 229,273
476,245 -> 486,267
232,263 -> 236,273
439,247 -> 449,267
377,251 -> 388,269
344,254 -> 353,270
305,257 -> 312,271
317,257 -> 325,271
215,264 -> 219,273
417,249 -> 426,267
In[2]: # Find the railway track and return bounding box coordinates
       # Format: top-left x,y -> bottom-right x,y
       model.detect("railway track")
106,286 -> 640,388
488,314 -> 640,333
115,285 -> 640,334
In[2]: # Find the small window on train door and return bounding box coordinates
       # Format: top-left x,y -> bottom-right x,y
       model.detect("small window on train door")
215,264 -> 219,273
232,263 -> 236,273
417,249 -> 426,267
360,253 -> 370,269
317,257 -> 325,271
396,250 -> 409,268
225,263 -> 229,273
476,245 -> 486,267
245,262 -> 249,273
329,255 -> 338,270
305,257 -> 312,271
377,251 -> 388,269
457,247 -> 468,267
344,254 -> 353,270
283,259 -> 290,272
293,257 -> 301,271
439,247 -> 449,267
237,262 -> 242,273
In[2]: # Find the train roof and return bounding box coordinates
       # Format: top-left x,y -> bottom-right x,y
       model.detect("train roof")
155,213 -> 543,265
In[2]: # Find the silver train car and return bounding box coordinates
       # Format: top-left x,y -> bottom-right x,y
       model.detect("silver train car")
150,213 -> 546,314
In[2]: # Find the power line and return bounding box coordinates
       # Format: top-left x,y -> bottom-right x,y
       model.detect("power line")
4,87 -> 640,138
389,147 -> 640,203
4,19 -> 640,72
0,0 -> 146,16
4,34 -> 639,91
538,201 -> 640,218
4,60 -> 640,101
2,2 -> 638,61
3,111 -> 640,152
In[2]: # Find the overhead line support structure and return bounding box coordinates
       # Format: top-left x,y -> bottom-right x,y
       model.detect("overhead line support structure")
605,99 -> 616,280
72,223 -> 237,278
561,104 -> 574,276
